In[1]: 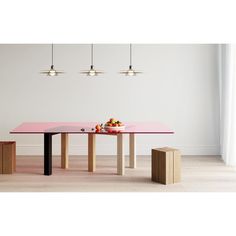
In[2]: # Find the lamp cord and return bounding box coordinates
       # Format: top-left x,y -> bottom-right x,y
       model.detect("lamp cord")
130,43 -> 132,66
91,43 -> 94,67
51,43 -> 54,66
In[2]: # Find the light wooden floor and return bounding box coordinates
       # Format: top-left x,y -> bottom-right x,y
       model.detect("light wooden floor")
1,155 -> 236,192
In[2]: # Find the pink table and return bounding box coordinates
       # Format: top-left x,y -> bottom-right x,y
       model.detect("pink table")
11,122 -> 174,175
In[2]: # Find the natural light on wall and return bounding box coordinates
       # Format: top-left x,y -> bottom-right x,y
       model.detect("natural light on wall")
220,44 -> 236,166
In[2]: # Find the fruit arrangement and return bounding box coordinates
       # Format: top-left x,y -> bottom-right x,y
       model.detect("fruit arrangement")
104,118 -> 125,132
105,118 -> 123,127
95,118 -> 125,132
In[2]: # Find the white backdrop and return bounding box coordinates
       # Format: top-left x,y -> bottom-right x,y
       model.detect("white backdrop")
0,44 -> 220,155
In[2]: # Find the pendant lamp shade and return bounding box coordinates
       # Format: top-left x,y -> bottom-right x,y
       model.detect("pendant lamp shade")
41,44 -> 64,76
81,44 -> 103,76
120,44 -> 142,76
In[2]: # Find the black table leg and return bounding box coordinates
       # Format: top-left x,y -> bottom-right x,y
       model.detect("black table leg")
44,133 -> 52,175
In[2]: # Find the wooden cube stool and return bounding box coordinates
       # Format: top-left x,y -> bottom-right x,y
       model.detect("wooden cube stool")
152,147 -> 181,184
0,141 -> 16,174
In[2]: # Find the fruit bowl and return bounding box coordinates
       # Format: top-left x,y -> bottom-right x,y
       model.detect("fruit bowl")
95,118 -> 125,132
104,125 -> 125,132
104,118 -> 125,132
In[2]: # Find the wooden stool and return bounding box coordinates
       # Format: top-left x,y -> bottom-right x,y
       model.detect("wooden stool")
0,141 -> 16,174
152,147 -> 181,184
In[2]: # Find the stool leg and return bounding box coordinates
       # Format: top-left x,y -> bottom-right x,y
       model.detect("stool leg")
13,142 -> 16,172
88,133 -> 96,172
129,133 -> 136,168
117,133 -> 124,175
61,133 -> 69,169
0,143 -> 3,174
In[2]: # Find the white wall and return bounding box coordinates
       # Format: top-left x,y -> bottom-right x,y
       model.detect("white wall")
0,44 -> 220,155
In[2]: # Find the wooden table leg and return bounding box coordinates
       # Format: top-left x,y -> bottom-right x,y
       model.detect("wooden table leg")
117,133 -> 124,175
88,133 -> 96,172
129,133 -> 136,168
61,133 -> 69,169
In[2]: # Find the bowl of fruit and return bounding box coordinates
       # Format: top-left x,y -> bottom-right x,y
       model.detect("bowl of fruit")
104,118 -> 125,132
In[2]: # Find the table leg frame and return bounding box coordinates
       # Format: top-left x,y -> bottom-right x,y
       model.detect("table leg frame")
44,133 -> 52,176
129,133 -> 136,168
61,133 -> 69,169
117,133 -> 124,175
44,132 -> 133,176
88,133 -> 96,172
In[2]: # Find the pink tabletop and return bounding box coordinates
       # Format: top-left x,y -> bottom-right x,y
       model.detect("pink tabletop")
10,122 -> 174,134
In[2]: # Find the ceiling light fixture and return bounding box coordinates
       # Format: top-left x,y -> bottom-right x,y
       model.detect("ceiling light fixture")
41,44 -> 64,76
81,44 -> 103,76
120,44 -> 142,76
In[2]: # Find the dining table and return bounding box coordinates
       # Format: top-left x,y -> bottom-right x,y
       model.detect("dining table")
10,122 -> 174,176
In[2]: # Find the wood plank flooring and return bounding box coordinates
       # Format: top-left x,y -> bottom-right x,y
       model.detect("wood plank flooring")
1,155 -> 236,192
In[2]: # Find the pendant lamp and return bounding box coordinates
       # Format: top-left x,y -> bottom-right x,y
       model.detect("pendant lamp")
120,44 -> 142,76
41,44 -> 64,76
81,44 -> 103,76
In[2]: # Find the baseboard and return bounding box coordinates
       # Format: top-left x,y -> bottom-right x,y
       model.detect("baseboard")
16,144 -> 220,156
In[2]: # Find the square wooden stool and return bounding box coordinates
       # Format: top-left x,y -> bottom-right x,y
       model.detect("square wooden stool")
152,147 -> 181,184
0,141 -> 16,174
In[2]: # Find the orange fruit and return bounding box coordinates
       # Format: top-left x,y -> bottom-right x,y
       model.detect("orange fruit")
95,124 -> 101,130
